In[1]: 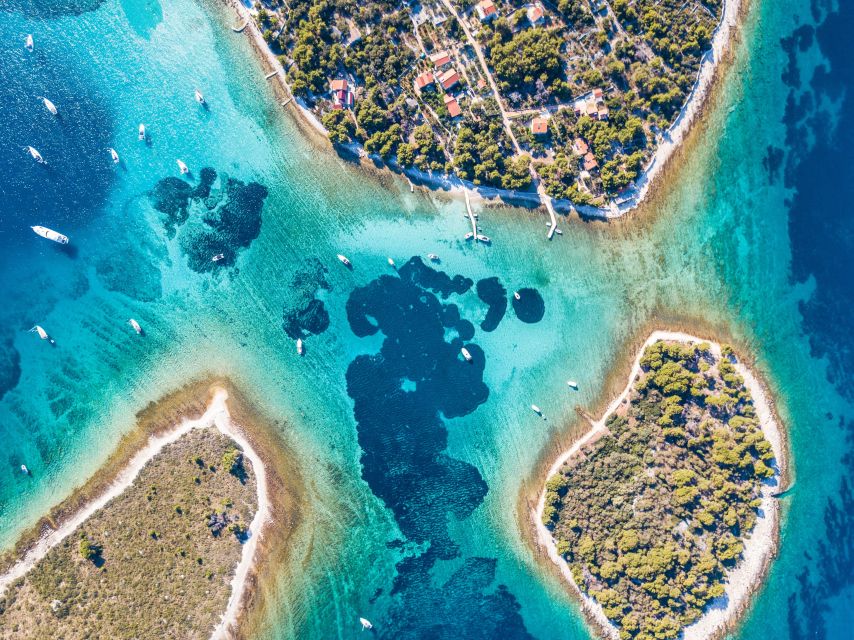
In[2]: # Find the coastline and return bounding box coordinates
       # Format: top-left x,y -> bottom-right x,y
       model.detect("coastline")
0,381 -> 291,640
533,330 -> 787,640
223,0 -> 745,221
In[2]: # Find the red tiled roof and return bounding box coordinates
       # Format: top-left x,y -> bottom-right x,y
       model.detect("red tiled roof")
583,152 -> 598,171
415,72 -> 435,90
443,94 -> 462,118
573,137 -> 589,155
477,0 -> 497,19
429,51 -> 452,67
330,79 -> 348,92
531,117 -> 548,134
439,68 -> 460,89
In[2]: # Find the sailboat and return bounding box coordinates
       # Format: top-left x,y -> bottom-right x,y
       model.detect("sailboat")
567,380 -> 578,390
40,96 -> 58,115
31,226 -> 69,244
296,338 -> 304,355
194,88 -> 206,105
29,325 -> 55,345
25,34 -> 33,52
25,146 -> 46,164
359,618 -> 373,630
128,319 -> 143,335
109,148 -> 120,164
176,159 -> 189,174
138,123 -> 146,141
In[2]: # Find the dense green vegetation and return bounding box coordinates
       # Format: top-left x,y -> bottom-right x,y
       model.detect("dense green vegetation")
255,0 -> 722,198
544,341 -> 776,640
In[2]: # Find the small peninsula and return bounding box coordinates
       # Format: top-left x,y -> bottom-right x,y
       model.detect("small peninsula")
0,387 -> 273,640
240,0 -> 732,211
537,333 -> 784,640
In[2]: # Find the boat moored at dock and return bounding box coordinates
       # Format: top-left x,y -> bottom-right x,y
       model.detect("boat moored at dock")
31,226 -> 68,244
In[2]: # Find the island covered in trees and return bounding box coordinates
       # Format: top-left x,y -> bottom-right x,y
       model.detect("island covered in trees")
249,0 -> 723,206
539,338 -> 781,640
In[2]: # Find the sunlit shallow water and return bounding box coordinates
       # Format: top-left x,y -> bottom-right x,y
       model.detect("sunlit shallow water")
0,0 -> 851,638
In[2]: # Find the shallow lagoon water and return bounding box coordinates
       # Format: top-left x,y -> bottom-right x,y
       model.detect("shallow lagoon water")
0,0 -> 852,638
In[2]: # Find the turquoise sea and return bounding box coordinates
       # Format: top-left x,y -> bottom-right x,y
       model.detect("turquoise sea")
0,0 -> 852,638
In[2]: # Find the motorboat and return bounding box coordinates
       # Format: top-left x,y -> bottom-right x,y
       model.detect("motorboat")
461,347 -> 472,362
337,254 -> 352,267
29,325 -> 54,344
476,234 -> 491,243
31,226 -> 68,244
195,88 -> 206,105
176,159 -> 189,174
464,232 -> 474,240
109,147 -> 120,163
40,97 -> 58,115
21,465 -> 29,475
359,618 -> 373,630
25,34 -> 33,52
25,146 -> 45,164
514,291 -> 521,300
138,123 -> 146,141
387,257 -> 395,268
531,404 -> 542,415
426,253 -> 439,262
212,253 -> 225,262
296,338 -> 304,355
567,380 -> 578,390
128,319 -> 143,335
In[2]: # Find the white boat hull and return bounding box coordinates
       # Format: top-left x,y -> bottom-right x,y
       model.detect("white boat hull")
42,97 -> 57,115
31,226 -> 69,244
109,148 -> 119,163
138,124 -> 146,141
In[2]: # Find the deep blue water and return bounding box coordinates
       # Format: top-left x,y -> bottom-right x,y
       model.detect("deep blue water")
346,257 -> 543,638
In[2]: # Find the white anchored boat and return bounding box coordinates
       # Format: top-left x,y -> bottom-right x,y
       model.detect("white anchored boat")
359,618 -> 373,630
513,291 -> 521,300
388,257 -> 395,268
296,338 -> 304,355
128,318 -> 143,335
29,325 -> 54,344
212,253 -> 225,262
176,159 -> 189,174
337,254 -> 352,267
25,34 -> 33,52
531,404 -> 542,415
40,96 -> 58,115
21,465 -> 29,475
138,123 -> 146,141
109,147 -> 120,164
195,88 -> 206,105
427,253 -> 439,262
25,146 -> 46,164
461,347 -> 472,362
567,380 -> 578,390
31,226 -> 68,244
476,234 -> 491,244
